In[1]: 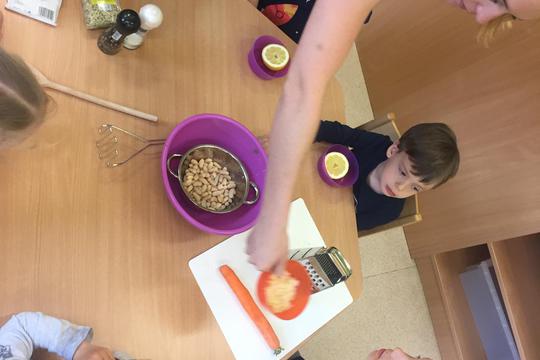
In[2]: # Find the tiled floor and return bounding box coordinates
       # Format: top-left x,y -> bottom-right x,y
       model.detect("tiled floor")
300,228 -> 441,360
336,44 -> 374,128
299,48 -> 441,360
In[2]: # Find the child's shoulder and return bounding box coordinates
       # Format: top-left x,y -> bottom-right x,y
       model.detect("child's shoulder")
356,128 -> 394,148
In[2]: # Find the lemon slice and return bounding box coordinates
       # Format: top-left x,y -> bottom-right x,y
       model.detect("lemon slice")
324,152 -> 349,179
261,44 -> 290,71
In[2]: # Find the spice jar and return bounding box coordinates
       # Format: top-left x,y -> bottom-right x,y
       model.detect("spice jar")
123,4 -> 163,50
81,0 -> 121,30
98,9 -> 141,55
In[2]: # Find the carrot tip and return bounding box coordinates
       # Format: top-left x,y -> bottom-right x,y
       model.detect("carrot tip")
273,347 -> 284,355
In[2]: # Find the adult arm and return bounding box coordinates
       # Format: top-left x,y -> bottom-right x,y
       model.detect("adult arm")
247,0 -> 381,273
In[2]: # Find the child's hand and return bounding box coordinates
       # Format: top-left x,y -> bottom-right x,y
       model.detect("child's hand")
74,341 -> 115,360
257,135 -> 270,155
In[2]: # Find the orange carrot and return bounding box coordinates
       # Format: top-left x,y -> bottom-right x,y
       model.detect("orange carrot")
219,265 -> 283,355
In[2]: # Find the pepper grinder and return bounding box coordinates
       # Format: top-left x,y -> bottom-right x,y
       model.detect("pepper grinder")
98,9 -> 141,55
123,4 -> 163,50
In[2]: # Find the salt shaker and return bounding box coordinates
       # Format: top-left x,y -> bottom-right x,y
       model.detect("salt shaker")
123,4 -> 163,50
98,9 -> 141,55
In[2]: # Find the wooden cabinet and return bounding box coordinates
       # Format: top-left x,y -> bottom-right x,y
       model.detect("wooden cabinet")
488,236 -> 540,359
417,235 -> 540,359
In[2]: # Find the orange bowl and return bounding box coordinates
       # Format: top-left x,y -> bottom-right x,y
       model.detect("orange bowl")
257,260 -> 311,320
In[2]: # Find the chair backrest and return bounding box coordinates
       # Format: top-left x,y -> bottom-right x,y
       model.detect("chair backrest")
357,113 -> 422,237
362,114 -> 401,140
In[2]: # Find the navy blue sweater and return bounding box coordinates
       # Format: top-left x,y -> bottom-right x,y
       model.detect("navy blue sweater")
315,121 -> 405,230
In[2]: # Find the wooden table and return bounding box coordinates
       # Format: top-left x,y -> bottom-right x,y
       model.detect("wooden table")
0,1 -> 362,358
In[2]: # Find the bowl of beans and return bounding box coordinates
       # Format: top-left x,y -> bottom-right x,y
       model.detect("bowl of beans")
161,114 -> 267,235
166,145 -> 259,213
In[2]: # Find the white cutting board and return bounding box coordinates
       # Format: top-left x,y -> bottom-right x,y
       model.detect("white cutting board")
189,198 -> 353,360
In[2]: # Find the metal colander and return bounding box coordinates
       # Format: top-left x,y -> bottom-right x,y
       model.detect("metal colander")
166,145 -> 259,214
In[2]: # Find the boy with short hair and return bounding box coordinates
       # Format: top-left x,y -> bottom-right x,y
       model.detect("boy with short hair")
316,120 -> 460,230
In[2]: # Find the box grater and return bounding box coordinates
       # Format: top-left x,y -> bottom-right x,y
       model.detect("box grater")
289,247 -> 352,293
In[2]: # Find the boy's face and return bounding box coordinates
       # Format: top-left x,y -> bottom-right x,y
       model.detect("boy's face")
374,142 -> 435,199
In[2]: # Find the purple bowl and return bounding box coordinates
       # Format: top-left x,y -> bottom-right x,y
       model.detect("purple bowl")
248,35 -> 290,80
317,145 -> 359,187
161,114 -> 268,235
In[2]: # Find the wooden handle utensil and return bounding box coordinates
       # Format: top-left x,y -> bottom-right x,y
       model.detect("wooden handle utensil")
29,64 -> 158,123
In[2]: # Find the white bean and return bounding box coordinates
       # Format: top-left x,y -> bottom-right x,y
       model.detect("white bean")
182,157 -> 240,210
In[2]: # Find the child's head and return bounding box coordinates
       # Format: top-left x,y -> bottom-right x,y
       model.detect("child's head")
0,48 -> 48,149
368,347 -> 432,360
373,123 -> 459,199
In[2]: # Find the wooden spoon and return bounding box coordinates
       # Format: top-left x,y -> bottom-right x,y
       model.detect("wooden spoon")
29,64 -> 158,123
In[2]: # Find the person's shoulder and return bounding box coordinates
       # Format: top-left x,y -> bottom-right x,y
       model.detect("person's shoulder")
354,131 -> 393,160
345,126 -> 394,150
361,129 -> 394,145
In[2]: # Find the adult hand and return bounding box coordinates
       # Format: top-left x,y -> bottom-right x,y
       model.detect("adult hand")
74,341 -> 115,360
246,220 -> 288,274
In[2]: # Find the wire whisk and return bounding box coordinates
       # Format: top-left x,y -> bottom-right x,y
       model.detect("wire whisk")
96,124 -> 165,167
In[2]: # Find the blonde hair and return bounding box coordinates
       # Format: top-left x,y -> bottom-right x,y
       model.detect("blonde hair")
477,13 -> 515,47
0,48 -> 48,131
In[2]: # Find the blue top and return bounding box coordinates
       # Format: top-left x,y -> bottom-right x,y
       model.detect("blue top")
316,121 -> 405,230
0,312 -> 91,360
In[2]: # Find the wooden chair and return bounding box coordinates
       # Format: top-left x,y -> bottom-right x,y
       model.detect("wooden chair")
357,113 -> 422,237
